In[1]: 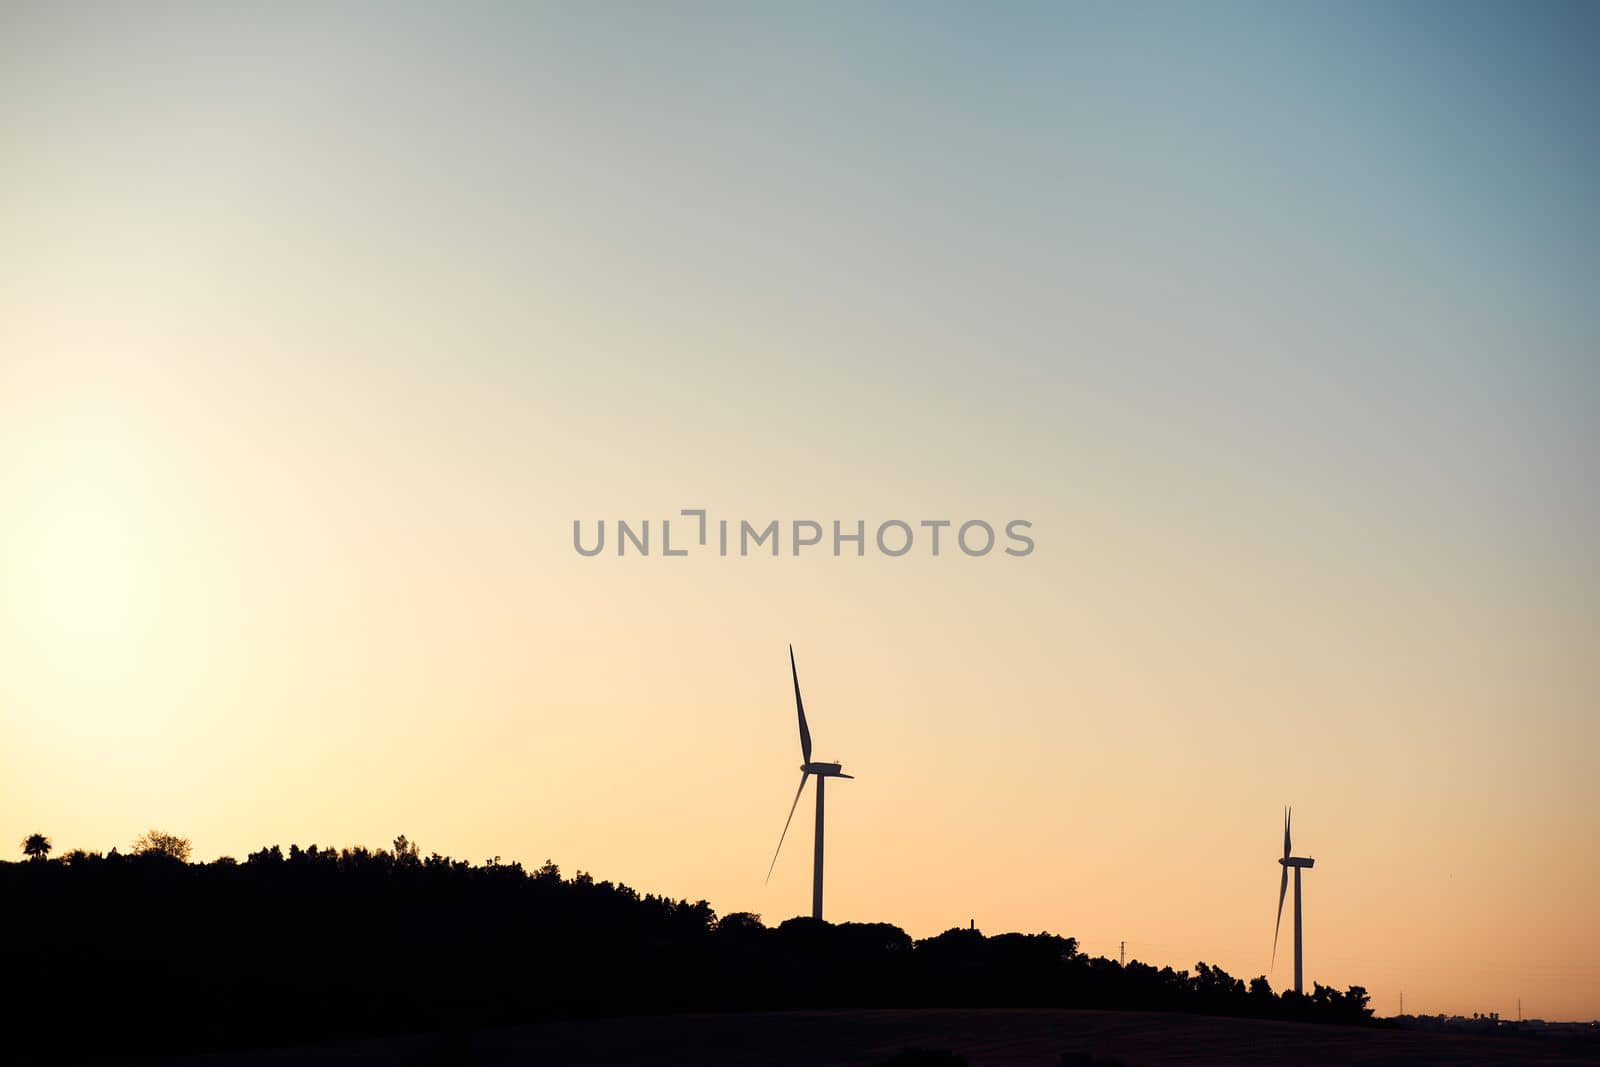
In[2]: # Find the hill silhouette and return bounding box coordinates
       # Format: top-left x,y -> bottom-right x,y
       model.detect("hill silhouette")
8,834 -> 1372,1060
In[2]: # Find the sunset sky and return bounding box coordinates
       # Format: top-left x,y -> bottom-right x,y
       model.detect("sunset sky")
2,2 -> 1596,1021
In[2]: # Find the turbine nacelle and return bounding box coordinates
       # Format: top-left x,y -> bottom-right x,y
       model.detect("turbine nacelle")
1280,856 -> 1315,868
802,761 -> 852,778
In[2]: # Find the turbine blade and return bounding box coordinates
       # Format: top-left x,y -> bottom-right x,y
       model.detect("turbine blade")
1283,806 -> 1292,861
765,772 -> 810,884
1272,865 -> 1288,966
790,644 -> 813,764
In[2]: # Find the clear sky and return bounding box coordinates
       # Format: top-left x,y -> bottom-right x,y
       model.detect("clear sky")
2,1 -> 1596,1021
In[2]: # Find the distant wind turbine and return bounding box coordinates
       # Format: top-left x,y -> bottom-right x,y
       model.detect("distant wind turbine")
765,645 -> 853,920
1272,806 -> 1316,995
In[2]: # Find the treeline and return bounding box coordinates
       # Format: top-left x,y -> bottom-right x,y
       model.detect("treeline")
7,836 -> 1372,1059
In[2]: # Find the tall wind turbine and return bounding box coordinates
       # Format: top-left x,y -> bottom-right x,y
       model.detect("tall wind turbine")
765,645 -> 853,921
1272,806 -> 1316,995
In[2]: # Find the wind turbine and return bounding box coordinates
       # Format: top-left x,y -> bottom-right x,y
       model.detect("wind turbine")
765,645 -> 853,921
1272,806 -> 1316,995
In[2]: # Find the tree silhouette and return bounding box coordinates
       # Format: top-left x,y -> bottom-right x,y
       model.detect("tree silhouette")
132,829 -> 192,862
21,832 -> 51,861
392,834 -> 421,867
3,833 -> 1379,1059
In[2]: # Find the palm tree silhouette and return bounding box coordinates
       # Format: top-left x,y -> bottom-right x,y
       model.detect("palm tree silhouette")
21,833 -> 51,862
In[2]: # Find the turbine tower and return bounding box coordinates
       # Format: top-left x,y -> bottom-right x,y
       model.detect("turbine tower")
1272,806 -> 1316,995
765,645 -> 853,920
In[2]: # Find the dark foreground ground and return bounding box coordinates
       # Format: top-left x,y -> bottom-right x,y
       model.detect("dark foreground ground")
141,1010 -> 1597,1067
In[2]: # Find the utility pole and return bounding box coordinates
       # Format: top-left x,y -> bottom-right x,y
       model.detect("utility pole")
1120,941 -> 1125,967
1518,997 -> 1521,1022
1399,992 -> 1403,1016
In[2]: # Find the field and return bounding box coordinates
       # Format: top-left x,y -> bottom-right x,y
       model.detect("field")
149,1009 -> 1597,1066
